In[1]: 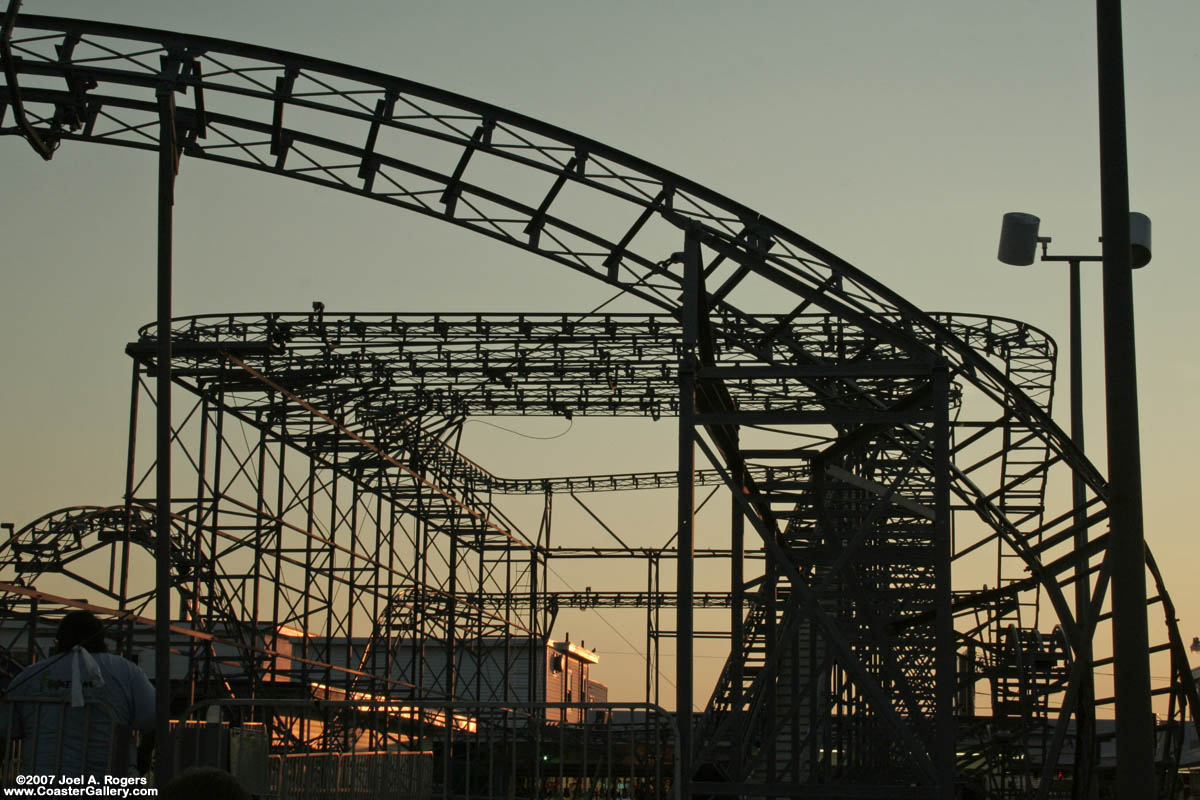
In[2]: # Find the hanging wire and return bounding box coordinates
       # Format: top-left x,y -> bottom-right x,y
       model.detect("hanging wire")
464,417 -> 573,441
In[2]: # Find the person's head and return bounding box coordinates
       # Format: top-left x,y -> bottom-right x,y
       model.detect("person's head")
159,767 -> 251,800
54,610 -> 107,654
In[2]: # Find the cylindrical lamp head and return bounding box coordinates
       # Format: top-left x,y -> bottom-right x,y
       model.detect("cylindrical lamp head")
1130,212 -> 1151,268
998,212 -> 1041,266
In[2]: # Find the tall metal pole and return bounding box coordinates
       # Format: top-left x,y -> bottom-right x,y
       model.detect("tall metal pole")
1069,260 -> 1098,799
933,363 -> 955,800
1095,1 -> 1155,795
155,84 -> 176,784
676,232 -> 700,799
730,429 -> 744,780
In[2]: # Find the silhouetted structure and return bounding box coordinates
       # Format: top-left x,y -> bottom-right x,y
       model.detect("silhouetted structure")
1,12 -> 1197,799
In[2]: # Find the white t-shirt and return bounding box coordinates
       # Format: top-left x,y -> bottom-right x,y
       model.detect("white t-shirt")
1,650 -> 156,777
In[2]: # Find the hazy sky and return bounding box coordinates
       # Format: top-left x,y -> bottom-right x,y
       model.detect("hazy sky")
2,1 -> 1199,704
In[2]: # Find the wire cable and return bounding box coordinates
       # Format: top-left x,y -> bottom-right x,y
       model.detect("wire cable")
463,417 -> 573,440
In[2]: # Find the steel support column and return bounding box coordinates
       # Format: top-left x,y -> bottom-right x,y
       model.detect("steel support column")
120,360 -> 140,609
933,363 -> 955,800
1096,2 -> 1155,795
1069,258 -> 1098,800
730,430 -> 745,781
154,83 -> 176,782
676,232 -> 701,798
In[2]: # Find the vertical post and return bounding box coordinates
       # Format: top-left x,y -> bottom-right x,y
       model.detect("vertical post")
121,361 -> 140,610
730,431 -> 745,780
763,563 -> 777,782
447,533 -> 459,762
449,535 -> 459,700
272,428 -> 288,681
933,363 -> 955,800
414,485 -> 427,702
154,83 -> 176,784
205,363 -> 228,697
652,556 -> 661,706
532,489 -> 547,705
326,446 -> 339,702
298,424 -> 314,700
1069,261 -> 1098,800
26,597 -> 38,663
504,541 -> 512,703
529,549 -> 538,705
300,419 -> 317,694
676,232 -> 700,798
1095,2 -> 1155,796
188,393 -> 210,707
646,557 -> 653,705
251,425 -> 268,699
541,492 -> 552,710
475,530 -> 485,704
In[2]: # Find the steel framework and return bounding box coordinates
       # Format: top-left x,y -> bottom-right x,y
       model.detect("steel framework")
2,12 -> 1198,799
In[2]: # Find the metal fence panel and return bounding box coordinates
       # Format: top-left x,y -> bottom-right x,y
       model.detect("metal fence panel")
0,697 -> 130,781
184,699 -> 679,800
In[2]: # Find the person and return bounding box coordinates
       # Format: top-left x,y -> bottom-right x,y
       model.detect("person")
0,610 -> 156,777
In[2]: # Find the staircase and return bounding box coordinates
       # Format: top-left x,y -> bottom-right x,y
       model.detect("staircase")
696,580 -> 824,785
992,321 -> 1056,635
955,625 -> 1071,798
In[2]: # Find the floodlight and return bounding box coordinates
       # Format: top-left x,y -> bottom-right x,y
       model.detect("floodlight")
1130,212 -> 1151,268
997,212 -> 1041,266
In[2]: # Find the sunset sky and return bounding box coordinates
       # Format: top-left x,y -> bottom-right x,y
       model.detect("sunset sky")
2,1 -> 1198,705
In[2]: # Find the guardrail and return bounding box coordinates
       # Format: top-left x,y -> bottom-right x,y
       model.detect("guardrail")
182,698 -> 679,800
0,697 -> 134,782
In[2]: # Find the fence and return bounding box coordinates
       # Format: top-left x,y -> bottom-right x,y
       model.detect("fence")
0,697 -> 135,782
272,750 -> 433,800
183,699 -> 679,800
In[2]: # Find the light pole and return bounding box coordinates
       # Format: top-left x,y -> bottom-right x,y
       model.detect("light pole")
1093,1 -> 1159,794
998,209 -> 1150,798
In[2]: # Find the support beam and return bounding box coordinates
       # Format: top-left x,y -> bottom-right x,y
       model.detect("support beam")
154,81 -> 176,783
1070,257 -> 1098,799
1095,2 -> 1154,795
933,363 -> 954,800
676,231 -> 701,798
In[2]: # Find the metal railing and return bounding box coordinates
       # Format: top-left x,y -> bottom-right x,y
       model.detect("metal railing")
272,750 -> 433,800
0,697 -> 134,782
182,698 -> 679,800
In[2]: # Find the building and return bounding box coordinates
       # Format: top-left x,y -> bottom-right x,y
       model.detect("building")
0,616 -> 607,722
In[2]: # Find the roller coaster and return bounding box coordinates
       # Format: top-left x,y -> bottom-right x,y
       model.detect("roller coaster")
1,11 -> 1197,799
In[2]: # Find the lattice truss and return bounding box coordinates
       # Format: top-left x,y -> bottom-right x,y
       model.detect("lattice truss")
3,13 -> 1199,798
